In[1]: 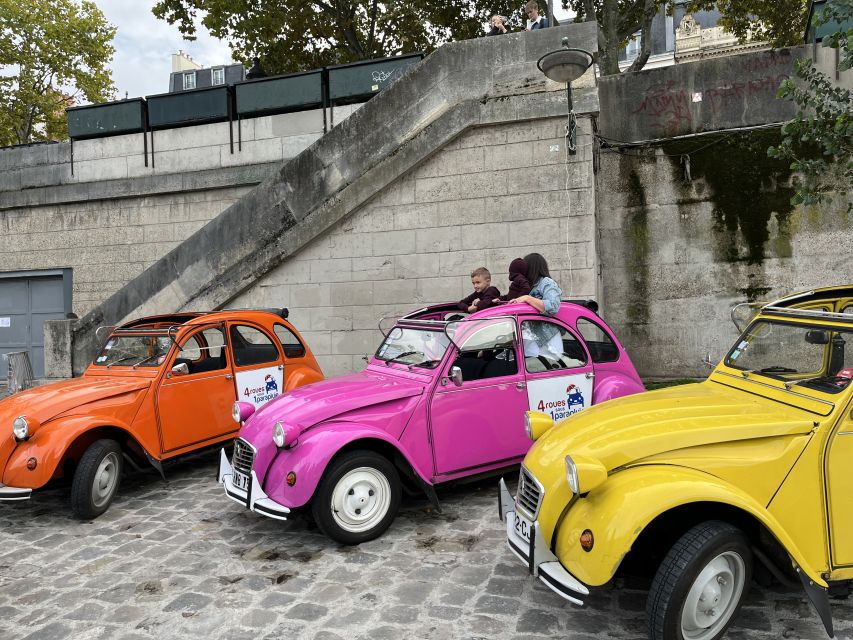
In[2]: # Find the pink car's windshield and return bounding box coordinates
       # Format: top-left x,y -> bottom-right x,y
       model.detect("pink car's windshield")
375,327 -> 451,369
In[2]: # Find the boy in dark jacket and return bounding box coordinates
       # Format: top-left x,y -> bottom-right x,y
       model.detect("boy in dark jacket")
494,258 -> 531,303
458,267 -> 501,312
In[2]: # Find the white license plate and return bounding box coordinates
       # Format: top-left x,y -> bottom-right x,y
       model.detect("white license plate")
513,511 -> 532,543
233,469 -> 250,491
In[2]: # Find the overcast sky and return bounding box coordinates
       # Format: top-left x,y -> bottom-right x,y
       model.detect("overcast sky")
94,1 -> 574,102
96,0 -> 233,100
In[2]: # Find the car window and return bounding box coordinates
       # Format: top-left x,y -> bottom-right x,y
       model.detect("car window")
522,320 -> 587,373
725,320 -> 853,394
174,327 -> 227,374
576,318 -> 619,363
274,324 -> 306,358
451,318 -> 518,381
230,324 -> 279,367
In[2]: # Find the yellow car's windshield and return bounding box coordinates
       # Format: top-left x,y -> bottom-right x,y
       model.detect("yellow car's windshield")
725,320 -> 853,394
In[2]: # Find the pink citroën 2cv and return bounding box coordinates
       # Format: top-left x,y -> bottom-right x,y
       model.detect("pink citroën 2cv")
218,301 -> 644,544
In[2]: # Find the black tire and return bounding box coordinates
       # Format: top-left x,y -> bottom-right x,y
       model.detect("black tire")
311,450 -> 401,545
647,521 -> 752,640
70,439 -> 123,519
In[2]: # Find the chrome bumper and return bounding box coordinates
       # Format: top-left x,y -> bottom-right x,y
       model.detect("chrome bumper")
217,448 -> 291,521
0,483 -> 32,501
498,477 -> 589,606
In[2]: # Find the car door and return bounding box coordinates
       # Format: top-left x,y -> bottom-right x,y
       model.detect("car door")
429,317 -> 530,476
826,402 -> 853,568
156,325 -> 237,453
229,323 -> 285,409
520,317 -> 594,421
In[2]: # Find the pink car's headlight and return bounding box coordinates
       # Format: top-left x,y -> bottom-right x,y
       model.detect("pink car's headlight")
273,422 -> 297,448
232,401 -> 255,424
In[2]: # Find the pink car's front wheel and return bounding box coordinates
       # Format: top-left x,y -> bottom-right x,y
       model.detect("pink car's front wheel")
311,450 -> 402,545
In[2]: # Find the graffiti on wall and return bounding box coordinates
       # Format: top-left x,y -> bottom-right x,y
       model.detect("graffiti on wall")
630,54 -> 794,136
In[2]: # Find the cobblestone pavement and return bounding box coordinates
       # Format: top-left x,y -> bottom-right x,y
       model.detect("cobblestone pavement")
1,450 -> 850,640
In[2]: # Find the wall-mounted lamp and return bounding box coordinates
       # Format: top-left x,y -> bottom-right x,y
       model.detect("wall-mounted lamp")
537,39 -> 593,154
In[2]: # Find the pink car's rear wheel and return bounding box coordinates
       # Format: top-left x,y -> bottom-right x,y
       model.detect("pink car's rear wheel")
312,450 -> 401,545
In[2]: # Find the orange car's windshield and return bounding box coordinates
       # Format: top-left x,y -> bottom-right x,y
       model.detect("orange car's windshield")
94,334 -> 173,367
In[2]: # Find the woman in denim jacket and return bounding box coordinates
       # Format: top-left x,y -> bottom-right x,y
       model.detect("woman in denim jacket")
511,253 -> 562,316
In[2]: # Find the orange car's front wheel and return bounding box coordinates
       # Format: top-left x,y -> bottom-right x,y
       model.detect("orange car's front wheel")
71,439 -> 123,519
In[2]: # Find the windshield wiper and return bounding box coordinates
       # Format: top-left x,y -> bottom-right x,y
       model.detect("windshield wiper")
130,354 -> 163,368
758,366 -> 798,374
106,353 -> 141,367
784,375 -> 847,390
384,350 -> 423,366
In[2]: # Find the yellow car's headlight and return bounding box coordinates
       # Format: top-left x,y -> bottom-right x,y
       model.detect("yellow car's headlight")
564,454 -> 608,495
525,411 -> 554,441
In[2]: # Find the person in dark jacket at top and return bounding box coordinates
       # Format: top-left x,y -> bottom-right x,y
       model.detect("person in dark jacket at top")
511,253 -> 562,316
487,14 -> 509,36
458,267 -> 501,312
494,257 -> 531,304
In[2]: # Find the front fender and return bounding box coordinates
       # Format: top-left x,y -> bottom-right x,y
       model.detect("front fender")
593,373 -> 646,404
262,423 -> 429,509
553,464 -> 825,588
3,414 -> 139,489
284,366 -> 324,392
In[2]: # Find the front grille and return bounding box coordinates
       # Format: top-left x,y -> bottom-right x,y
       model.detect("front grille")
516,465 -> 543,519
232,438 -> 255,476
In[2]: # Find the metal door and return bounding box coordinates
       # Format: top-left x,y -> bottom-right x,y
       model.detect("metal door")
0,274 -> 67,380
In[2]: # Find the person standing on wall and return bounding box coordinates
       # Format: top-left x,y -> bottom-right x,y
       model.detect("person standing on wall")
525,1 -> 550,29
487,14 -> 509,35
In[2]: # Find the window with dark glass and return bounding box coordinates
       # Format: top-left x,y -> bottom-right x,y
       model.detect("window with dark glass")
576,318 -> 619,363
230,325 -> 279,366
274,324 -> 306,358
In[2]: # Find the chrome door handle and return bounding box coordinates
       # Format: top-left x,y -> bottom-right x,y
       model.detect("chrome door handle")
516,381 -> 526,389
585,372 -> 594,379
225,374 -> 233,380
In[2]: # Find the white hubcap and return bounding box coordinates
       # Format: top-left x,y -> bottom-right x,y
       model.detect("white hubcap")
92,452 -> 120,508
330,467 -> 391,533
681,551 -> 746,640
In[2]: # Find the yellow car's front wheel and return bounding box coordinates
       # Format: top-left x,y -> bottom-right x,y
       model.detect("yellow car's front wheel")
647,521 -> 753,640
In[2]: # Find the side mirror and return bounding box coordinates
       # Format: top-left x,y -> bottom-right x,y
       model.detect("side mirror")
701,352 -> 716,370
805,330 -> 830,345
171,362 -> 189,376
449,366 -> 463,386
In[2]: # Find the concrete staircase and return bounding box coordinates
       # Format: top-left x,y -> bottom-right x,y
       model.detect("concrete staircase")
58,23 -> 598,375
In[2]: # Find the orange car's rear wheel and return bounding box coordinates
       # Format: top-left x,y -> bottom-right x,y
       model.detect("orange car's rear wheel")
71,439 -> 123,519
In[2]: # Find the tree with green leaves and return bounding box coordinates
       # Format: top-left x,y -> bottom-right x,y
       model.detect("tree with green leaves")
566,0 -> 810,76
152,0 -> 519,75
0,0 -> 116,147
685,0 -> 809,48
565,0 -> 662,75
768,0 -> 852,212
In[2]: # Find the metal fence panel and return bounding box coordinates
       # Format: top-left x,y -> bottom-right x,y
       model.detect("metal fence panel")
3,351 -> 35,395
327,54 -> 423,103
66,99 -> 146,140
236,71 -> 323,117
